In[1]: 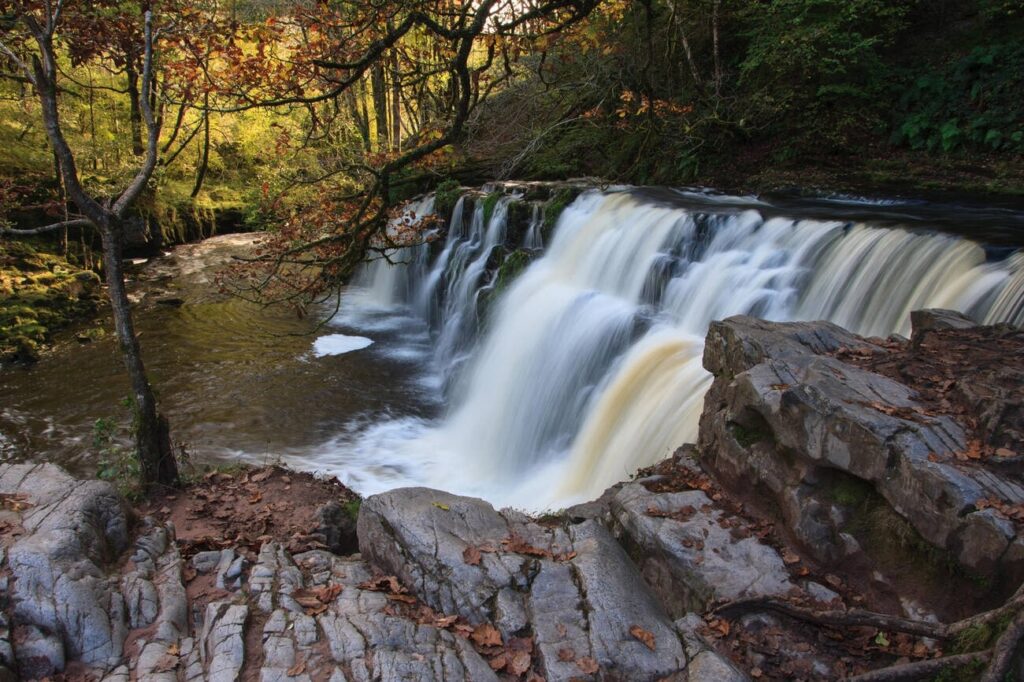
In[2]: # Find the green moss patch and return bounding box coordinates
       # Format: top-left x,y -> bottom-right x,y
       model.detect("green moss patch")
1,240 -> 101,362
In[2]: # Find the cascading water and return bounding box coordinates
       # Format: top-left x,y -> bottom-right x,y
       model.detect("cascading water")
305,187 -> 1024,510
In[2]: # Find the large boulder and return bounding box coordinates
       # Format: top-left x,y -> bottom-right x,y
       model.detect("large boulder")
0,463 -> 133,672
607,481 -> 795,616
698,316 -> 1024,584
358,487 -> 690,681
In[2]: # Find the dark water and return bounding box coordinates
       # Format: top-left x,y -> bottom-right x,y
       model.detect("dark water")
0,235 -> 441,477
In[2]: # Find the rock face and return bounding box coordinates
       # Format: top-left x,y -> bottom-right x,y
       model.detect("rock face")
5,462 -> 756,681
358,487 -> 691,681
698,315 -> 1024,582
607,480 -> 795,616
0,464 -> 132,675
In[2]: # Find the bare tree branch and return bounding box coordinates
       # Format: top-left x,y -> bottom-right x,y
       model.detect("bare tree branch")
0,218 -> 91,235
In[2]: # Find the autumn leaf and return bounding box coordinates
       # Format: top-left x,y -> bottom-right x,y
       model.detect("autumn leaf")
996,448 -> 1015,458
470,623 -> 503,648
435,615 -> 459,628
501,535 -> 551,558
286,659 -> 306,676
558,648 -> 576,661
508,650 -> 532,675
251,469 -> 273,483
781,550 -> 800,565
463,545 -> 482,566
576,656 -> 599,674
152,654 -> 179,673
432,502 -> 451,511
488,654 -> 507,671
629,625 -> 656,651
313,583 -> 343,602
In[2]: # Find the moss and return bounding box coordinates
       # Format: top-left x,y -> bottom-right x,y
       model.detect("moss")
541,187 -> 579,238
932,658 -> 988,682
1,240 -> 100,362
477,248 -> 535,324
343,498 -> 362,521
728,421 -> 775,448
434,179 -> 463,217
482,192 -> 502,226
826,475 -> 874,508
826,472 -> 987,591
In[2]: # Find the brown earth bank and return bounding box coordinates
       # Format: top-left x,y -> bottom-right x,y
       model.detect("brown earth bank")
1,309 -> 1024,682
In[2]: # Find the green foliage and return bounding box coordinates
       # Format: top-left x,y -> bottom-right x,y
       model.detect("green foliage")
892,43 -> 1024,153
738,0 -> 913,149
433,179 -> 463,217
94,412 -> 142,501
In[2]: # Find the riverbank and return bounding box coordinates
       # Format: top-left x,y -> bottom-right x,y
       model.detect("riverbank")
2,310 -> 1022,680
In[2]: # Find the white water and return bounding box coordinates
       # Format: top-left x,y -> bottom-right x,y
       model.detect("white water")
295,188 -> 1024,510
312,334 -> 374,357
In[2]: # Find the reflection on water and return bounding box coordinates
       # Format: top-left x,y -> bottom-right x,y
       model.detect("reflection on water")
0,235 -> 441,478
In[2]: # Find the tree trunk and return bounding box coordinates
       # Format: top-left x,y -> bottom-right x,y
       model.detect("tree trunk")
191,96 -> 211,198
371,62 -> 389,151
100,219 -> 178,487
126,61 -> 144,156
390,51 -> 402,151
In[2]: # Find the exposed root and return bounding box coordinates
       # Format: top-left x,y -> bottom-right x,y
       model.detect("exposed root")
846,651 -> 990,681
715,585 -> 1024,681
713,596 -> 946,639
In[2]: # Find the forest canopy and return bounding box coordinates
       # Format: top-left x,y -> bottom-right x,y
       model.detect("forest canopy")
1,0 -> 1022,272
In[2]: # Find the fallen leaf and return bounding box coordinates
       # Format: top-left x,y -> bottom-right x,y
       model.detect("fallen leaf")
463,546 -> 482,566
629,625 -> 656,651
471,623 -> 503,648
152,655 -> 178,673
875,632 -> 890,647
314,583 -> 343,602
751,667 -> 763,678
387,593 -> 417,604
508,650 -> 532,675
782,550 -> 800,565
558,648 -> 576,662
251,469 -> 273,483
996,448 -> 1015,458
488,654 -> 507,671
286,659 -> 306,676
432,502 -> 451,511
502,535 -> 551,558
435,615 -> 458,628
166,643 -> 180,656
576,657 -> 599,674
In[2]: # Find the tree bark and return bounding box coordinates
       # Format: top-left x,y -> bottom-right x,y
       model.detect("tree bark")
100,219 -> 178,486
126,61 -> 144,156
371,62 -> 389,150
17,8 -> 178,489
390,50 -> 402,151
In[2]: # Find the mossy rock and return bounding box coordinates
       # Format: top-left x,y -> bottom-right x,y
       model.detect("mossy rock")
434,179 -> 464,219
1,240 -> 101,363
541,187 -> 582,239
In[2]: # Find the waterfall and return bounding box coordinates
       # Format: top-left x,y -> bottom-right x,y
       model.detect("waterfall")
326,187 -> 1024,510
